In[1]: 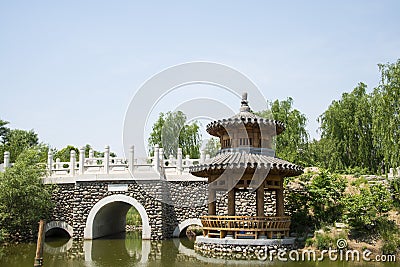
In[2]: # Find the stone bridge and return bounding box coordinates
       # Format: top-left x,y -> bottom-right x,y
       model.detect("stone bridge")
1,144 -> 278,240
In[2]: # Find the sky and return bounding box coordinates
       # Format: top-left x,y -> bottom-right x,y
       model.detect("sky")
0,1 -> 399,157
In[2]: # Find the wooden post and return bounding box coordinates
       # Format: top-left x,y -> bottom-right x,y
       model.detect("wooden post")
256,185 -> 264,217
208,187 -> 216,215
276,188 -> 284,216
227,188 -> 235,238
33,220 -> 45,267
256,186 -> 266,239
227,189 -> 235,216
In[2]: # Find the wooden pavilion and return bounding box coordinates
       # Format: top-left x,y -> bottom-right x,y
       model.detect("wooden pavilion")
190,92 -> 303,239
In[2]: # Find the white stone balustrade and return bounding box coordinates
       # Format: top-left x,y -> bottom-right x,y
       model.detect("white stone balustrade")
1,145 -> 209,181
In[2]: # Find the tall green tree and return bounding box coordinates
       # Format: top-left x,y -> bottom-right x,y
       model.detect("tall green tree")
371,59 -> 400,172
148,111 -> 201,159
256,97 -> 309,165
0,119 -> 9,143
0,129 -> 39,163
0,148 -> 53,240
203,137 -> 221,157
54,145 -> 79,162
318,83 -> 376,172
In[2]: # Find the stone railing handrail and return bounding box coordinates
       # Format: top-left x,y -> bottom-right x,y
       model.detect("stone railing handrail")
1,145 -> 211,178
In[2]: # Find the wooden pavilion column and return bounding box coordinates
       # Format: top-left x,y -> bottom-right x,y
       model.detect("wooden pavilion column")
227,188 -> 235,216
226,188 -> 235,238
276,188 -> 284,216
208,187 -> 216,215
256,185 -> 266,239
256,185 -> 264,217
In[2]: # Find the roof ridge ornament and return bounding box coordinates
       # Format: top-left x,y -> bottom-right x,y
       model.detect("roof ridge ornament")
240,92 -> 251,112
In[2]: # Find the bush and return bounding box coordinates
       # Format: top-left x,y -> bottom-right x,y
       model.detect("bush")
0,148 -> 54,241
376,217 -> 400,255
286,170 -> 347,232
390,177 -> 400,208
344,183 -> 392,232
310,231 -> 348,250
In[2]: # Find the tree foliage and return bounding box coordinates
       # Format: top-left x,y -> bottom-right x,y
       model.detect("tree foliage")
0,129 -> 39,163
0,148 -> 54,240
317,83 -> 377,172
256,97 -> 309,165
344,183 -> 392,231
203,137 -> 221,157
371,60 -> 400,172
314,60 -> 400,173
52,144 -> 117,163
148,111 -> 201,159
0,119 -> 9,143
286,171 -> 347,231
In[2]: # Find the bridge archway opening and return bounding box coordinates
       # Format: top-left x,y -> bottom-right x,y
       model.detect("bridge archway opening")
45,221 -> 73,239
173,218 -> 202,238
84,194 -> 151,240
45,228 -> 71,238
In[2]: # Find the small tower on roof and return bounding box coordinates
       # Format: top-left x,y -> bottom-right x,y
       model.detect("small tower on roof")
190,92 -> 303,239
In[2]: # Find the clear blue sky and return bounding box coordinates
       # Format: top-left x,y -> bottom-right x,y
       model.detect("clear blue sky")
1,1 -> 399,156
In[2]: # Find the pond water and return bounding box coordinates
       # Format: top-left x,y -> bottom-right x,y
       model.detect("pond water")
0,231 -> 397,267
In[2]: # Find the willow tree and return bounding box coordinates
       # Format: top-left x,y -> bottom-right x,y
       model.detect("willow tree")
372,60 -> 400,172
148,111 -> 201,159
318,83 -> 376,172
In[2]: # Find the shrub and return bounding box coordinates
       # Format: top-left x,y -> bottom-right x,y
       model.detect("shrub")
0,148 -> 54,241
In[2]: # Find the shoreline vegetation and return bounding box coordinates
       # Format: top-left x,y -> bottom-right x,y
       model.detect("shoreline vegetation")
286,170 -> 400,257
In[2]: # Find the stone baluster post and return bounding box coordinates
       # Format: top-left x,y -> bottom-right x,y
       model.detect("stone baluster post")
70,150 -> 76,176
185,155 -> 190,167
205,154 -> 210,161
47,150 -> 53,173
104,145 -> 110,174
200,150 -> 205,164
79,147 -> 85,175
153,144 -> 159,173
3,151 -> 10,168
177,148 -> 183,174
169,154 -> 174,166
397,167 -> 400,177
56,158 -> 61,170
128,145 -> 134,175
89,149 -> 94,165
159,148 -> 164,169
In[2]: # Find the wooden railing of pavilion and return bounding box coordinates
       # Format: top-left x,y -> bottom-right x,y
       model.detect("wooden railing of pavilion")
201,215 -> 291,239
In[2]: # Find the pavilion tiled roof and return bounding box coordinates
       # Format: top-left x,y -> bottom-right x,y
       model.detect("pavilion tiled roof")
190,151 -> 303,177
206,93 -> 285,136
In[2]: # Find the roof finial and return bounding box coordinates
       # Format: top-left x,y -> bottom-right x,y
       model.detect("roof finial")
240,92 -> 251,112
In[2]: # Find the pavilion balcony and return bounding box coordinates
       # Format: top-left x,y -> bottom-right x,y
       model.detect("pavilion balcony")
201,215 -> 291,239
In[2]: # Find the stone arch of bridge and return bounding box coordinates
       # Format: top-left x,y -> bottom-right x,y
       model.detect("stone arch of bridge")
45,221 -> 73,238
172,218 -> 202,238
84,194 -> 151,240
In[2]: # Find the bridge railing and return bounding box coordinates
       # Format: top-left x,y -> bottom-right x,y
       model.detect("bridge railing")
1,145 -> 210,178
